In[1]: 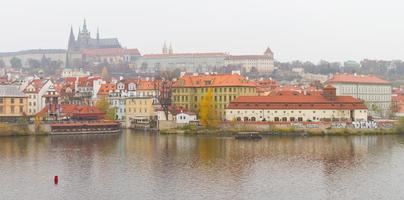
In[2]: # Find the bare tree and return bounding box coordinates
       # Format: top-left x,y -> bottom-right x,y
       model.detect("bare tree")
154,76 -> 173,120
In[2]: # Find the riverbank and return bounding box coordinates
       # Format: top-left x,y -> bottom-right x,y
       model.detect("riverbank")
160,125 -> 398,136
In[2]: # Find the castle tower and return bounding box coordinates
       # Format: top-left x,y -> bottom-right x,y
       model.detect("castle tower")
264,46 -> 273,59
162,42 -> 168,54
168,43 -> 173,54
68,26 -> 75,50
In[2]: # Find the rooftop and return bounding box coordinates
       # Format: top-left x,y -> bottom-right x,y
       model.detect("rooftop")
0,85 -> 26,97
172,73 -> 256,88
327,74 -> 390,84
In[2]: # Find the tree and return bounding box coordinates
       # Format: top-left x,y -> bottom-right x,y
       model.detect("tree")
199,88 -> 218,128
28,59 -> 41,69
154,80 -> 172,120
10,57 -> 22,69
101,66 -> 110,81
95,97 -> 116,120
395,117 -> 404,134
0,59 -> 5,68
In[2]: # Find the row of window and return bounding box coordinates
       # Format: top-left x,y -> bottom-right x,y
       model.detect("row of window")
0,106 -> 24,114
172,87 -> 254,94
0,98 -> 24,104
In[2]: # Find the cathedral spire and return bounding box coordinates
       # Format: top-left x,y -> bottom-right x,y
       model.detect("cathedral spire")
68,25 -> 75,50
97,27 -> 100,40
162,42 -> 168,54
169,43 -> 173,54
82,18 -> 88,33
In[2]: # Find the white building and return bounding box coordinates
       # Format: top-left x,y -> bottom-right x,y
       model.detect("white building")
175,111 -> 197,124
224,47 -> 275,73
23,79 -> 53,115
225,86 -> 368,122
327,74 -> 392,117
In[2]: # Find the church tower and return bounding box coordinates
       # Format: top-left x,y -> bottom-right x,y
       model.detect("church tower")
264,46 -> 274,60
168,43 -> 173,54
162,42 -> 168,54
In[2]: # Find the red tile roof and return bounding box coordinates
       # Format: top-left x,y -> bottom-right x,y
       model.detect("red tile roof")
23,79 -> 45,93
98,83 -> 116,95
228,95 -> 367,110
172,73 -> 256,88
327,74 -> 390,84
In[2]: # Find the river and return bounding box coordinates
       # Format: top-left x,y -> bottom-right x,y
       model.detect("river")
0,130 -> 404,200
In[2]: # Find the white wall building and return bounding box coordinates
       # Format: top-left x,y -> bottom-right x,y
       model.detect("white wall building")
327,74 -> 392,117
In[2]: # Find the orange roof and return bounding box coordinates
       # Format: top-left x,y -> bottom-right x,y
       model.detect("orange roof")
24,79 -> 45,93
327,74 -> 390,84
172,73 -> 256,88
228,95 -> 367,110
98,83 -> 116,95
137,80 -> 156,90
83,48 -> 140,57
37,104 -> 105,117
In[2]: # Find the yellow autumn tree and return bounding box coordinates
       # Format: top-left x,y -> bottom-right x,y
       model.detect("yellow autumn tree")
95,97 -> 116,120
199,88 -> 218,128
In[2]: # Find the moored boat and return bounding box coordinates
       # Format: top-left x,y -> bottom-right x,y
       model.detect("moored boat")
235,132 -> 263,140
49,120 -> 121,135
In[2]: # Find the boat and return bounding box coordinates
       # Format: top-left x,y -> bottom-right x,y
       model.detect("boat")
49,120 -> 121,135
235,132 -> 263,140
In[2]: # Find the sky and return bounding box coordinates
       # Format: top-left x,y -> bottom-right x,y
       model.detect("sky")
1,0 -> 404,62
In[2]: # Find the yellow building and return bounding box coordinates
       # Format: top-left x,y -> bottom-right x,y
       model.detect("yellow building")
125,97 -> 157,128
171,73 -> 257,120
0,85 -> 28,122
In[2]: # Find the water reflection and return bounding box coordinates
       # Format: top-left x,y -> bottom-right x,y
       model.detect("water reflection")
0,132 -> 403,199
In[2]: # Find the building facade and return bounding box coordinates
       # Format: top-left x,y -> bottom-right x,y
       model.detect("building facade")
225,86 -> 368,122
327,74 -> 392,117
0,85 -> 28,122
171,73 -> 257,120
224,47 -> 275,73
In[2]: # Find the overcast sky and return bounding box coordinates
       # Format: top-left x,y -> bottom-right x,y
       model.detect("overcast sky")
1,0 -> 404,62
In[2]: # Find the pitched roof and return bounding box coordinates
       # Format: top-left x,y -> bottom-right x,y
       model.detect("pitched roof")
327,74 -> 390,84
228,95 -> 367,110
98,83 -> 116,95
23,79 -> 46,93
172,73 -> 256,88
137,80 -> 156,90
0,85 -> 26,97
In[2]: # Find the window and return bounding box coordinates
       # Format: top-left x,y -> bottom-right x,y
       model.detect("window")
0,106 -> 3,113
11,98 -> 14,104
274,117 -> 279,122
282,117 -> 287,122
10,106 -> 15,113
298,117 -> 303,122
0,98 -> 3,104
19,106 -> 23,113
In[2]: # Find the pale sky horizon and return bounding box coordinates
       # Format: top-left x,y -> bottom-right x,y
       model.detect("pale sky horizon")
1,0 -> 404,63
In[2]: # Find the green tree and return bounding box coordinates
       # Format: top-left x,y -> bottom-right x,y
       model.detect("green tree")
95,97 -> 116,120
10,57 -> 22,69
198,88 -> 218,128
395,117 -> 404,134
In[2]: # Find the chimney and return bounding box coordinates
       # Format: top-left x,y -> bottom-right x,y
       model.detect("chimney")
323,85 -> 336,101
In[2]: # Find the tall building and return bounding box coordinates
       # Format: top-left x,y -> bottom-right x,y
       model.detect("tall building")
66,19 -> 122,67
171,73 -> 257,120
326,74 -> 392,117
0,85 -> 28,122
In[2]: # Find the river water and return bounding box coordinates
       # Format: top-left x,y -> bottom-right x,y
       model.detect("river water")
1,131 -> 404,200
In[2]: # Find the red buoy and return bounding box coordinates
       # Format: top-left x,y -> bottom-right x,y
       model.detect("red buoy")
54,176 -> 59,185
